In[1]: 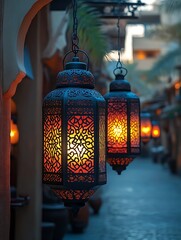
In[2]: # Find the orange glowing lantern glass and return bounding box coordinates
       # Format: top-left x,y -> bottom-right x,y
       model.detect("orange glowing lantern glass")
104,70 -> 141,175
141,112 -> 152,144
151,121 -> 160,139
43,55 -> 106,211
10,120 -> 19,145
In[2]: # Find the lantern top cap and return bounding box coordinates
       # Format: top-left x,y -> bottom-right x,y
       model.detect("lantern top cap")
56,54 -> 95,89
110,74 -> 131,92
65,56 -> 87,70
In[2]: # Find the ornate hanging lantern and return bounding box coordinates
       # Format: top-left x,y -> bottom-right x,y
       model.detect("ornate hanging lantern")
42,0 -> 106,212
104,68 -> 141,175
104,10 -> 141,175
151,120 -> 160,139
141,112 -> 152,144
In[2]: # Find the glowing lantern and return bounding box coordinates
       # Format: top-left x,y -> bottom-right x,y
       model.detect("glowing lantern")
42,56 -> 106,211
141,112 -> 152,144
104,70 -> 141,175
10,120 -> 19,144
151,121 -> 160,139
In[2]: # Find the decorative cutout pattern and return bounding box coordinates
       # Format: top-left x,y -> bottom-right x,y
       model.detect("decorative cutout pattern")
67,115 -> 94,175
44,89 -> 103,101
67,174 -> 94,183
43,115 -> 62,173
67,89 -> 103,99
43,173 -> 62,183
99,107 -> 106,173
57,69 -> 95,87
53,189 -> 95,201
130,102 -> 140,147
107,99 -> 127,153
108,157 -> 133,166
43,65 -> 107,206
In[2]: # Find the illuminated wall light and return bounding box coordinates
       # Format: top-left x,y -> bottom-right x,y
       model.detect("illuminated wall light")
10,120 -> 19,145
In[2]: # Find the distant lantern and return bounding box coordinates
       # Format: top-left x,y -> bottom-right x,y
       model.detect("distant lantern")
141,112 -> 152,144
10,120 -> 19,145
42,55 -> 106,211
104,69 -> 141,175
151,121 -> 160,139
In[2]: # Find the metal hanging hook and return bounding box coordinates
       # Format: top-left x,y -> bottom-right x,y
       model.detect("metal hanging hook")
63,49 -> 90,70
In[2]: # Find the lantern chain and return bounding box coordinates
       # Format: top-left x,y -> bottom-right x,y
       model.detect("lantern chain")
72,0 -> 79,55
63,0 -> 90,70
114,0 -> 127,77
117,3 -> 122,69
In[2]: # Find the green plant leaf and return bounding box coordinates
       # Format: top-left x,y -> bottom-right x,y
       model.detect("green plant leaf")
68,0 -> 109,66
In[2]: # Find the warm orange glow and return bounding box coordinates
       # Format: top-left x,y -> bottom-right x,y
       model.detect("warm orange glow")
142,126 -> 151,134
110,119 -> 123,143
43,115 -> 62,175
10,120 -> 19,144
152,125 -> 160,138
141,120 -> 152,138
136,51 -> 146,60
108,117 -> 127,151
130,103 -> 140,148
99,113 -> 106,174
175,82 -> 181,90
107,101 -> 140,154
108,101 -> 127,153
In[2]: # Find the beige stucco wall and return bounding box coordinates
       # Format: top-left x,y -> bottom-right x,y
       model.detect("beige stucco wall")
3,0 -> 51,96
0,1 -> 51,240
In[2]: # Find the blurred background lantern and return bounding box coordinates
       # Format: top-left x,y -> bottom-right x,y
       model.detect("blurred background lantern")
151,120 -> 161,139
10,120 -> 19,145
104,3 -> 141,175
42,0 -> 106,213
104,68 -> 141,175
141,112 -> 152,144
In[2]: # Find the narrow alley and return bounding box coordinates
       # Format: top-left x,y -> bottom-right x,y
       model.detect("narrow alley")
65,158 -> 181,240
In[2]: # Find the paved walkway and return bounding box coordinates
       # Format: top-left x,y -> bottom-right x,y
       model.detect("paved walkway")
64,158 -> 181,240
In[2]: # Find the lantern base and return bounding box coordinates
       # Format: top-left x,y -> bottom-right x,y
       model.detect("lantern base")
64,202 -> 85,217
112,165 -> 127,175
